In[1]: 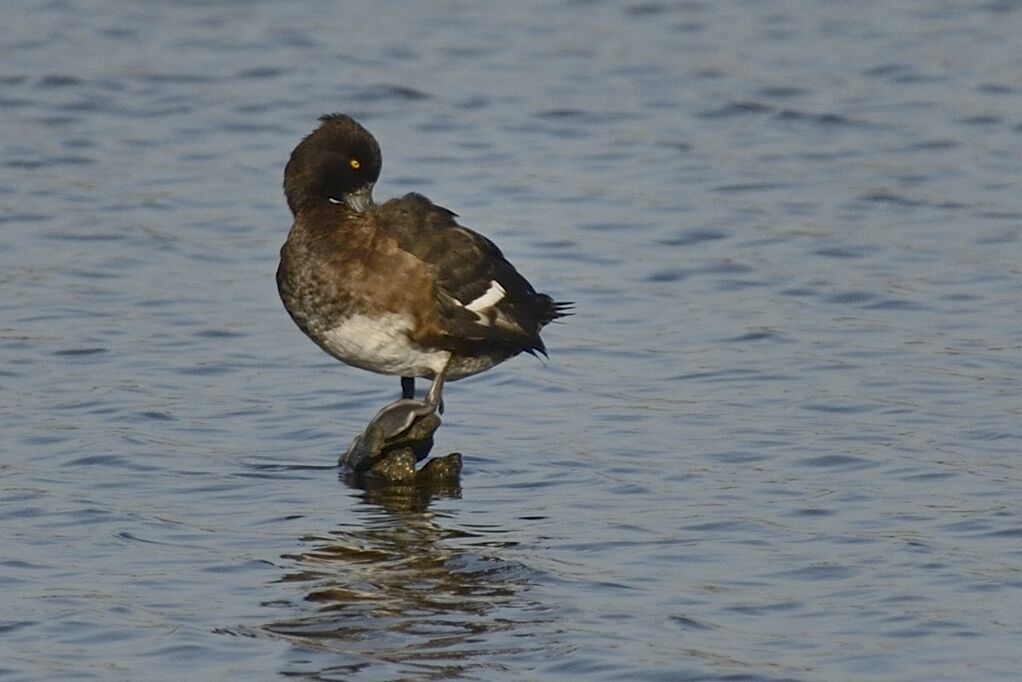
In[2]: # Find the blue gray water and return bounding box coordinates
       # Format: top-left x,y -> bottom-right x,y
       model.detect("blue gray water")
2,1 -> 1021,680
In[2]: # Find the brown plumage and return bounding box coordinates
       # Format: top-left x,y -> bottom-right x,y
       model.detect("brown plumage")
277,113 -> 570,403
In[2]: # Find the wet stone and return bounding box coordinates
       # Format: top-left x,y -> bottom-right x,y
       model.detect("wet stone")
340,410 -> 461,486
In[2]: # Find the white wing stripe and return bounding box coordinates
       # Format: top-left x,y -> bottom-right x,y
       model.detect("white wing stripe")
464,280 -> 506,313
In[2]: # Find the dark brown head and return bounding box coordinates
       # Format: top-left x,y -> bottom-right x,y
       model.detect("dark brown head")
283,113 -> 383,215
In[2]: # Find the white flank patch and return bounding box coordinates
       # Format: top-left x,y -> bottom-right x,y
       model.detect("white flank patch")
321,313 -> 449,377
464,280 -> 506,323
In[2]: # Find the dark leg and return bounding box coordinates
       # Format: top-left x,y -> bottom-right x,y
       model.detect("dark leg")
401,376 -> 415,400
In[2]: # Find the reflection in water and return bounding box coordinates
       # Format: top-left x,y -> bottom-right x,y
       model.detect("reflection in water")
265,480 -> 552,680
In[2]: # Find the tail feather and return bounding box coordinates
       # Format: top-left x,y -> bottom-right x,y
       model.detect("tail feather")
523,296 -> 571,358
537,296 -> 573,328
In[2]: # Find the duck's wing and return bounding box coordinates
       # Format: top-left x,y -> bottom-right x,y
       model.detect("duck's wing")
376,193 -> 569,354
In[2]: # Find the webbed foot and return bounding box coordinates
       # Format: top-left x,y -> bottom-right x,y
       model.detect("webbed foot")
339,364 -> 452,481
341,397 -> 441,473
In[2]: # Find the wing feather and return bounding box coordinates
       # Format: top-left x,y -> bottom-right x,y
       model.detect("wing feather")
372,193 -> 567,354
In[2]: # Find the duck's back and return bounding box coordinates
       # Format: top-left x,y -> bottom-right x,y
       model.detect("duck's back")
370,193 -> 567,356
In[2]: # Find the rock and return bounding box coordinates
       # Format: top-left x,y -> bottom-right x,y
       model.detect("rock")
340,405 -> 461,487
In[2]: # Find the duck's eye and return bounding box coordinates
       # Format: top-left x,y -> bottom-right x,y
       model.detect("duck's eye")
349,158 -> 361,170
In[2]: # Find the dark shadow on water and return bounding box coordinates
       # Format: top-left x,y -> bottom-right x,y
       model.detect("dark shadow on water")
262,460 -> 555,680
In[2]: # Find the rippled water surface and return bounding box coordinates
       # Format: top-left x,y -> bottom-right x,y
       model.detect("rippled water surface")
3,1 -> 1022,680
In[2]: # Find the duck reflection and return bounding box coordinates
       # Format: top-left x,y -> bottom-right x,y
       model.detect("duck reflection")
264,483 -> 549,679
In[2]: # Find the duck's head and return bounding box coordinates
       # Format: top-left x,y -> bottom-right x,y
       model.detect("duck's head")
284,113 -> 382,215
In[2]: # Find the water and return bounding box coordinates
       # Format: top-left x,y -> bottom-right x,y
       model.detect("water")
2,1 -> 1021,679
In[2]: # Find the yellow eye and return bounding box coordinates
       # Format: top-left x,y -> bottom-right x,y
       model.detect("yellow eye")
349,158 -> 361,170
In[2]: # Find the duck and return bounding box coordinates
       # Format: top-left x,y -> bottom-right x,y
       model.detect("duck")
277,114 -> 569,431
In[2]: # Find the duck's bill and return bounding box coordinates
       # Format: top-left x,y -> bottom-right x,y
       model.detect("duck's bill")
345,184 -> 375,212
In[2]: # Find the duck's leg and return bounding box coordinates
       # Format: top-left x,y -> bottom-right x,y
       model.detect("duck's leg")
401,376 -> 415,400
424,368 -> 446,411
